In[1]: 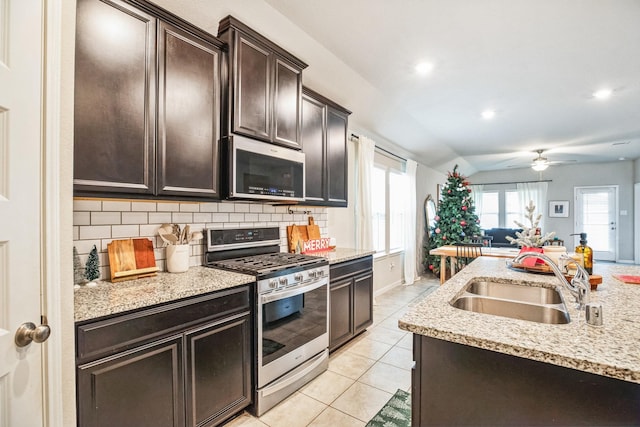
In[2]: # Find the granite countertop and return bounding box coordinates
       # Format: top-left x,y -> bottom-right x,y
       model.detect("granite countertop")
75,248 -> 374,323
310,247 -> 375,264
399,257 -> 640,384
74,267 -> 255,323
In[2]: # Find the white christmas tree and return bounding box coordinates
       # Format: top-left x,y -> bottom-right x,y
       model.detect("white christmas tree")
506,200 -> 555,248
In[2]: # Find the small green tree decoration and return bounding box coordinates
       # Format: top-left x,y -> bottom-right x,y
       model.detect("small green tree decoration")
424,165 -> 481,276
73,246 -> 86,287
506,200 -> 555,248
84,245 -> 100,285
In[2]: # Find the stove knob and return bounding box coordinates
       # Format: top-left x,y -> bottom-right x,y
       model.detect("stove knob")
294,273 -> 304,282
317,269 -> 325,277
309,270 -> 317,279
279,277 -> 288,287
269,279 -> 279,289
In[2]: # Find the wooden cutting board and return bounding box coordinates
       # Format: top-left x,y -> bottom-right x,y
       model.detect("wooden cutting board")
307,217 -> 321,240
108,239 -> 136,274
108,238 -> 158,282
133,238 -> 156,269
287,218 -> 323,252
287,225 -> 307,253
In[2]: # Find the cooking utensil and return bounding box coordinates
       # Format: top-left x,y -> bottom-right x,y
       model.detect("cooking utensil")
182,225 -> 190,244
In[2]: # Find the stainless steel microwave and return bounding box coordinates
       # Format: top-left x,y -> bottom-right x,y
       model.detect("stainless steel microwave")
223,135 -> 305,202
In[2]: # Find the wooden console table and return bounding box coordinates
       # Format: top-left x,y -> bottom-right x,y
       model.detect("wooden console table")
429,245 -> 520,284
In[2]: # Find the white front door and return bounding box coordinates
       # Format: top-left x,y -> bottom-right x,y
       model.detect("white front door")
575,186 -> 618,261
0,1 -> 47,426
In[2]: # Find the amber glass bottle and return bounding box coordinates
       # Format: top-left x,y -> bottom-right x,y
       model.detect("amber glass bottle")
573,233 -> 593,274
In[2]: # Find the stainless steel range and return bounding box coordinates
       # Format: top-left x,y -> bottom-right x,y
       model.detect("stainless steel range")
204,227 -> 329,416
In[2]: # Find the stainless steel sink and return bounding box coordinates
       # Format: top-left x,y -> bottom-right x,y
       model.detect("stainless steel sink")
450,280 -> 570,324
466,280 -> 563,304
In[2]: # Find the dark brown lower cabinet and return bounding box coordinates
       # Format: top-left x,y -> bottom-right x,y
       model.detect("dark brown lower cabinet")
412,335 -> 640,426
185,315 -> 251,427
76,286 -> 252,427
77,336 -> 185,427
329,256 -> 373,351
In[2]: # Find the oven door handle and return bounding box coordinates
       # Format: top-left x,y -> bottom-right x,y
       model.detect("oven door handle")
261,279 -> 327,304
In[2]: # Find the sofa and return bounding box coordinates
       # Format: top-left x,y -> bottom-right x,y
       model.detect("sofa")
482,228 -> 522,248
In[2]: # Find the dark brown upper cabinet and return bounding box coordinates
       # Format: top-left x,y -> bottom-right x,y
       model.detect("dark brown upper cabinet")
74,0 -> 224,199
218,16 -> 307,150
74,0 -> 157,196
301,87 -> 351,207
157,21 -> 221,198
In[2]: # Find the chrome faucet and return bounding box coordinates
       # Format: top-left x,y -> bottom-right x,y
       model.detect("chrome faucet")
513,252 -> 591,310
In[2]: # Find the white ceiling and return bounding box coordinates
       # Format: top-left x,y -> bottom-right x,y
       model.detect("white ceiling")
262,0 -> 640,173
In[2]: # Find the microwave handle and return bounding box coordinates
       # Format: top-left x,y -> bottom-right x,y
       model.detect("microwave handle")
261,279 -> 328,304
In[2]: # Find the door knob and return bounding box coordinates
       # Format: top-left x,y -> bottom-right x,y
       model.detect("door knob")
15,321 -> 51,347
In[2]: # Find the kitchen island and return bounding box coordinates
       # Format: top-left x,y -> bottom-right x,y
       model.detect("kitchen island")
399,257 -> 640,426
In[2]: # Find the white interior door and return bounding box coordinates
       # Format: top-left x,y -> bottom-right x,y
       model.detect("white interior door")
574,186 -> 618,261
0,1 -> 47,426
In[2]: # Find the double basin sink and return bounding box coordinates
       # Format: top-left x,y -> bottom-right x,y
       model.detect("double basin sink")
451,280 -> 571,324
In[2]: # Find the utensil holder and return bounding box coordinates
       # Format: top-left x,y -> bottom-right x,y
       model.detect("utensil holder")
166,244 -> 190,273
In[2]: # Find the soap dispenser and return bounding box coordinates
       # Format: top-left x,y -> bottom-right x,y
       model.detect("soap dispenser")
571,232 -> 593,274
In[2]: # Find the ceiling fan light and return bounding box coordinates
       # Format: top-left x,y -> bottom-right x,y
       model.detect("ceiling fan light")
481,110 -> 496,120
532,161 -> 548,171
593,89 -> 612,100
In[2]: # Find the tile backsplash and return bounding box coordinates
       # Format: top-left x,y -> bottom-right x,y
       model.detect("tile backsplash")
73,199 -> 327,281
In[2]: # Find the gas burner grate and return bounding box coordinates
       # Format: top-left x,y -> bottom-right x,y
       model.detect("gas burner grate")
209,253 -> 323,275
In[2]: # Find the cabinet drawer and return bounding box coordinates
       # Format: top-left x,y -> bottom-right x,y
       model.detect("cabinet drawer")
76,286 -> 250,363
329,256 -> 373,282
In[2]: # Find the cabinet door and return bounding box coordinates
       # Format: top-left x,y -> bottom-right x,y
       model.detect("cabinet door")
301,94 -> 326,202
77,336 -> 184,427
353,273 -> 374,334
273,57 -> 302,148
185,313 -> 252,427
234,34 -> 271,140
74,0 -> 156,195
326,107 -> 348,206
157,21 -> 221,198
329,279 -> 353,351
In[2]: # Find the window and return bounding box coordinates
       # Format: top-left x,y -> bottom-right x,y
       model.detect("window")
372,167 -> 386,252
505,190 -> 522,226
389,171 -> 407,251
473,182 -> 547,230
479,192 -> 499,228
371,153 -> 407,255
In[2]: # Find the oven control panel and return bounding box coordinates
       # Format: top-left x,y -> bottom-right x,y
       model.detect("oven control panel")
259,265 -> 329,294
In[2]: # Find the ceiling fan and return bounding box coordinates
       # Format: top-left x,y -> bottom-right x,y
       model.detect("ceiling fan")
529,149 -> 577,171
531,150 -> 549,171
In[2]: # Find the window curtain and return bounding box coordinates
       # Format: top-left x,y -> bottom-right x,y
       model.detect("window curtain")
470,184 -> 484,216
403,159 -> 417,285
355,135 -> 375,250
516,182 -> 548,230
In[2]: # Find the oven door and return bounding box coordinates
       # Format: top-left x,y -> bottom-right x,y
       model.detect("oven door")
257,278 -> 328,388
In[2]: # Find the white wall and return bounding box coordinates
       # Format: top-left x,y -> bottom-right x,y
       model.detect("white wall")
416,164 -> 447,275
327,137 -> 357,249
469,161 -> 635,262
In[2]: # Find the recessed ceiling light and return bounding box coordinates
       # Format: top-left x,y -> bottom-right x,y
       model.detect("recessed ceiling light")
481,110 -> 496,120
593,89 -> 612,100
415,62 -> 434,75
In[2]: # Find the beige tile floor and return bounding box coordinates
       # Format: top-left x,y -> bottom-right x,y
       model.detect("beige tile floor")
225,276 -> 439,427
